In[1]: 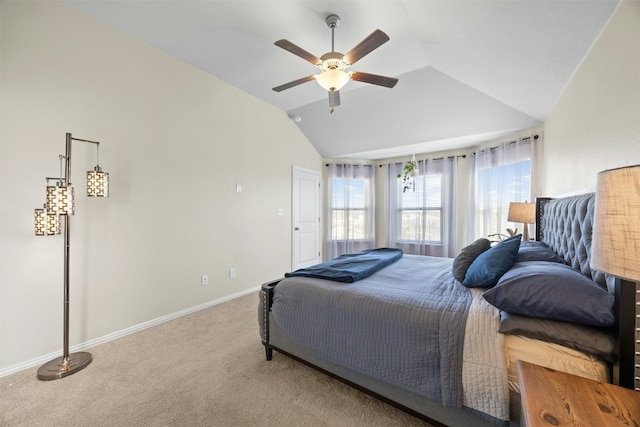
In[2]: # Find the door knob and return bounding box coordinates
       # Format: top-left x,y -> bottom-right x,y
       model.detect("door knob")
294,227 -> 300,231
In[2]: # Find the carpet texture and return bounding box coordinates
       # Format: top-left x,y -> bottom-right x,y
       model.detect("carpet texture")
0,292 -> 432,426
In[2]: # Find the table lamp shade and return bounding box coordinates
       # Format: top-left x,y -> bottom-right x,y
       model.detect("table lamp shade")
508,202 -> 536,224
591,165 -> 640,282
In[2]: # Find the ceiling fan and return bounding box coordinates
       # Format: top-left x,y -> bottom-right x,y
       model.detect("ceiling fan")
272,14 -> 398,113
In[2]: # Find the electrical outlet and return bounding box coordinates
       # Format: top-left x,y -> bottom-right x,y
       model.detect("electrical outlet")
201,275 -> 209,286
229,268 -> 236,279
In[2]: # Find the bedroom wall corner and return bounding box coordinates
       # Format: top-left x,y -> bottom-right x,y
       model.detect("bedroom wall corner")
542,0 -> 640,195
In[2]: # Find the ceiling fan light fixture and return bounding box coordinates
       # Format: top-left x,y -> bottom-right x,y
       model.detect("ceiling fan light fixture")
315,69 -> 351,92
272,13 -> 396,107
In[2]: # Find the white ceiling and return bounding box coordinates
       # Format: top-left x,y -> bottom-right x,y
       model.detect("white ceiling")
61,0 -> 619,159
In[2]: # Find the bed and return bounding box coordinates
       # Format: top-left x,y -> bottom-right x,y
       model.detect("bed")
258,193 -> 629,426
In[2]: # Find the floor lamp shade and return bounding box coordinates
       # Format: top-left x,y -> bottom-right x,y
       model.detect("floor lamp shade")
34,208 -> 46,236
46,184 -> 75,215
87,167 -> 109,197
35,206 -> 61,236
46,209 -> 60,235
591,165 -> 640,282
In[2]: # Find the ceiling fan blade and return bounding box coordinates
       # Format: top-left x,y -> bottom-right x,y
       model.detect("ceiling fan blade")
272,75 -> 316,92
351,72 -> 398,88
343,29 -> 390,65
274,39 -> 322,65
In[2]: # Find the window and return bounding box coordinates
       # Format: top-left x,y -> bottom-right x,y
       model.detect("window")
397,173 -> 443,243
471,137 -> 534,240
326,164 -> 375,259
476,160 -> 531,236
388,157 -> 457,257
330,178 -> 370,241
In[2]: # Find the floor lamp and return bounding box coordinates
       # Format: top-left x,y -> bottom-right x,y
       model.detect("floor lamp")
590,164 -> 640,389
34,132 -> 109,381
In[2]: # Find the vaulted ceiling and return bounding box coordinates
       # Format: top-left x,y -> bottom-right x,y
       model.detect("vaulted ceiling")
62,0 -> 620,159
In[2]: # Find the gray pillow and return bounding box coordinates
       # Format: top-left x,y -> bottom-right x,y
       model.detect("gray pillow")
499,311 -> 614,361
483,261 -> 615,327
516,241 -> 565,264
452,238 -> 491,282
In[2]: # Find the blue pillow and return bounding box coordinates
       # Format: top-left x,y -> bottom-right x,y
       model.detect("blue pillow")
462,234 -> 521,288
483,261 -> 614,327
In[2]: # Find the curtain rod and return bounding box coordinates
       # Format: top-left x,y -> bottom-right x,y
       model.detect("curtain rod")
473,134 -> 539,155
490,133 -> 538,148
325,163 -> 373,167
378,154 -> 466,167
328,135 -> 538,167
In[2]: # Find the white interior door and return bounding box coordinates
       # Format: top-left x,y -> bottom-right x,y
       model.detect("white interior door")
292,167 -> 321,271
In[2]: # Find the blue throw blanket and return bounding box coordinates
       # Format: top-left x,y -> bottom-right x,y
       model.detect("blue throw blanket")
285,248 -> 403,283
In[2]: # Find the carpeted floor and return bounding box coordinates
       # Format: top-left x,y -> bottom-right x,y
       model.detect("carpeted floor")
0,292 -> 433,426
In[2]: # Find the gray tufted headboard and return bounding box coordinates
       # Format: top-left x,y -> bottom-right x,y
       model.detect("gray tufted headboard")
536,193 -> 612,293
535,193 -> 637,389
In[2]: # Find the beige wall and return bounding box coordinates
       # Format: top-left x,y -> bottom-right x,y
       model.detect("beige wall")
0,1 -> 321,373
542,0 -> 640,195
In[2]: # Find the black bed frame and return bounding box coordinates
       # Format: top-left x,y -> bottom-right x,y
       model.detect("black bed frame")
260,278 -> 277,362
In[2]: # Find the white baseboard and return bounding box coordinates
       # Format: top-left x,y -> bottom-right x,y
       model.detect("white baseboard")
0,286 -> 261,379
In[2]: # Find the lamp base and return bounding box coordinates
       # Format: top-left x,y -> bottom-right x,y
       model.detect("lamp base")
37,351 -> 92,381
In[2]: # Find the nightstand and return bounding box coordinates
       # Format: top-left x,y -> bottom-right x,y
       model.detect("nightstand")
517,360 -> 640,427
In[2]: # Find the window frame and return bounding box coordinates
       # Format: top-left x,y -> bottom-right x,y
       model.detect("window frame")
395,172 -> 444,245
329,176 -> 372,243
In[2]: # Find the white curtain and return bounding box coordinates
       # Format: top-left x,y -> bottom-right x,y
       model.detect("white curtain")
387,156 -> 458,257
326,164 -> 376,259
469,136 -> 539,242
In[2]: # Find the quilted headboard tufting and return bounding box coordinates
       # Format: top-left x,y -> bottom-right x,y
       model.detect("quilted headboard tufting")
536,193 -> 637,389
537,193 -> 610,291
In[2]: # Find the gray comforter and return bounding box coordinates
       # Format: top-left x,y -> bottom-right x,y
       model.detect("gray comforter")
271,255 -> 472,407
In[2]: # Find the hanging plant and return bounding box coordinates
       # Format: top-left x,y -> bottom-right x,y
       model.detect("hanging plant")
397,158 -> 419,193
